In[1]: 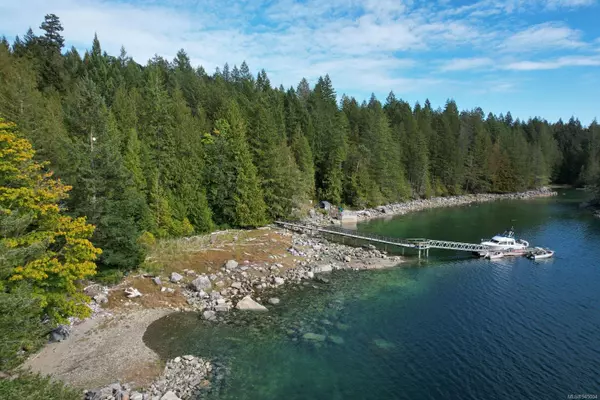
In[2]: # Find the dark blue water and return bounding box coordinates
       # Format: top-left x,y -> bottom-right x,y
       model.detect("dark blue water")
144,191 -> 600,399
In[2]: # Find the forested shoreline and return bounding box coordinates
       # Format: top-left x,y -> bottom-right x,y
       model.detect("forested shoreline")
0,14 -> 599,393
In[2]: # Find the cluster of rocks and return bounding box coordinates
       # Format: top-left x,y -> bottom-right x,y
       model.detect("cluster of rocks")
305,188 -> 558,226
85,355 -> 217,400
140,228 -> 399,320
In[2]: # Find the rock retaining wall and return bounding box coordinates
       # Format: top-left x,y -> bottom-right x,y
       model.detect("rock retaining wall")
306,188 -> 558,226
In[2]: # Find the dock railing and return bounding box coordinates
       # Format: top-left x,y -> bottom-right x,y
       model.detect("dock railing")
275,221 -> 490,255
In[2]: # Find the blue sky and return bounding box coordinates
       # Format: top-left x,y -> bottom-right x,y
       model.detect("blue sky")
1,0 -> 599,124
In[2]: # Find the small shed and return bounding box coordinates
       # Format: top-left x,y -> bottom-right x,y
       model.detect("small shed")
319,200 -> 332,211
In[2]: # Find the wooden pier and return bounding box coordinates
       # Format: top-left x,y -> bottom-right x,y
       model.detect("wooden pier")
275,221 -> 490,258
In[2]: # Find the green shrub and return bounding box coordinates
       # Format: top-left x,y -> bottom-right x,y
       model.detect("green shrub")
139,261 -> 164,276
0,287 -> 46,371
137,231 -> 156,250
94,269 -> 124,286
0,371 -> 80,400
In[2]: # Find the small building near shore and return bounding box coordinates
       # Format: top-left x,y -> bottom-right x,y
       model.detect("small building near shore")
319,201 -> 332,211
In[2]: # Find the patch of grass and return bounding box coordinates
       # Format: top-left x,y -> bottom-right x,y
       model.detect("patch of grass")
139,260 -> 164,276
104,276 -> 188,311
0,371 -> 80,400
94,269 -> 125,285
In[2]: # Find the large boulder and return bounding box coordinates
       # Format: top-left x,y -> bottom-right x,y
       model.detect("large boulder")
49,325 -> 70,342
273,277 -> 285,286
203,310 -> 216,321
93,293 -> 108,304
190,275 -> 212,292
161,391 -> 181,400
124,287 -> 142,298
313,264 -> 333,273
236,296 -> 268,311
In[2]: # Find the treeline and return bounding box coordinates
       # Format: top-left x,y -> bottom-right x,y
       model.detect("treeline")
1,14 -> 599,277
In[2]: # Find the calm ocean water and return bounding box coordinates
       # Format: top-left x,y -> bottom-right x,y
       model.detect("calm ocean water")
144,190 -> 600,399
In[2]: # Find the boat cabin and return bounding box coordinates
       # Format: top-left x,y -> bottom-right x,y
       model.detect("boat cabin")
489,235 -> 516,246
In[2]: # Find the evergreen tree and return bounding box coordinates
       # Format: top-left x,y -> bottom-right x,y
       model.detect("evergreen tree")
39,14 -> 65,50
290,125 -> 316,200
224,101 -> 268,226
248,96 -> 301,219
0,119 -> 100,320
0,13 -> 595,282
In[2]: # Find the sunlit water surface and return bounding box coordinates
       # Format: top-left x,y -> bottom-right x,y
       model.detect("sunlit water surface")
144,191 -> 600,399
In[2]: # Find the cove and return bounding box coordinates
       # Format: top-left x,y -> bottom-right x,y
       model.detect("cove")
143,191 -> 600,399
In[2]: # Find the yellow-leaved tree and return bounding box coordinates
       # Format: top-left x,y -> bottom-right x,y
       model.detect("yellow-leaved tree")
0,119 -> 101,322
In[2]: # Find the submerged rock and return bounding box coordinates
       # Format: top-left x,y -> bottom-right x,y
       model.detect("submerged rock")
303,332 -> 327,342
373,338 -> 395,350
236,296 -> 268,311
328,335 -> 345,345
268,297 -> 280,305
335,322 -> 350,331
203,310 -> 216,320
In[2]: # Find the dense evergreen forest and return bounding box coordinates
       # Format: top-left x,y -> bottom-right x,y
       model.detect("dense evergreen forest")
1,14 -> 600,385
1,14 -> 599,281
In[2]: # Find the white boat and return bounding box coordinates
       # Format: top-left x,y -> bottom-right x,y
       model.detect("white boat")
485,251 -> 504,260
527,247 -> 554,260
480,228 -> 529,252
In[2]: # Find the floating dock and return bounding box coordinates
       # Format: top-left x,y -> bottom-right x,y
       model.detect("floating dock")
276,221 -> 493,258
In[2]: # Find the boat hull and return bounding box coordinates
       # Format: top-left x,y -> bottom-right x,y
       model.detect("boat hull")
476,248 -> 528,258
529,252 -> 554,260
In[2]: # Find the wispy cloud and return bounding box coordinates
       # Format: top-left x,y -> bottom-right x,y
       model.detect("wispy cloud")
500,22 -> 586,52
440,57 -> 494,71
505,55 -> 600,70
0,0 -> 598,110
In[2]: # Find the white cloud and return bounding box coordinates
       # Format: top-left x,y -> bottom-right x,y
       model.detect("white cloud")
545,0 -> 596,9
500,22 -> 585,52
440,57 -> 494,71
505,55 -> 600,70
0,0 -> 598,102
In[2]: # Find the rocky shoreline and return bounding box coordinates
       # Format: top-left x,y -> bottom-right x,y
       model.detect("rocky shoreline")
307,187 -> 558,226
165,230 -> 401,321
35,188 -> 560,399
85,355 -> 226,400
77,229 -> 401,399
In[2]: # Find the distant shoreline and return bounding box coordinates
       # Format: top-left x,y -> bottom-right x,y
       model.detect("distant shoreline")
307,188 -> 558,226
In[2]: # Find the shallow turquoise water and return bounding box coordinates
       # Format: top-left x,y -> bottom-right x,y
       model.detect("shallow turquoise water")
144,191 -> 600,399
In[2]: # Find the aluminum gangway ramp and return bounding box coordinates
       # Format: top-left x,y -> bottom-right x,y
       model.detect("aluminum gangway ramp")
275,221 -> 490,256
